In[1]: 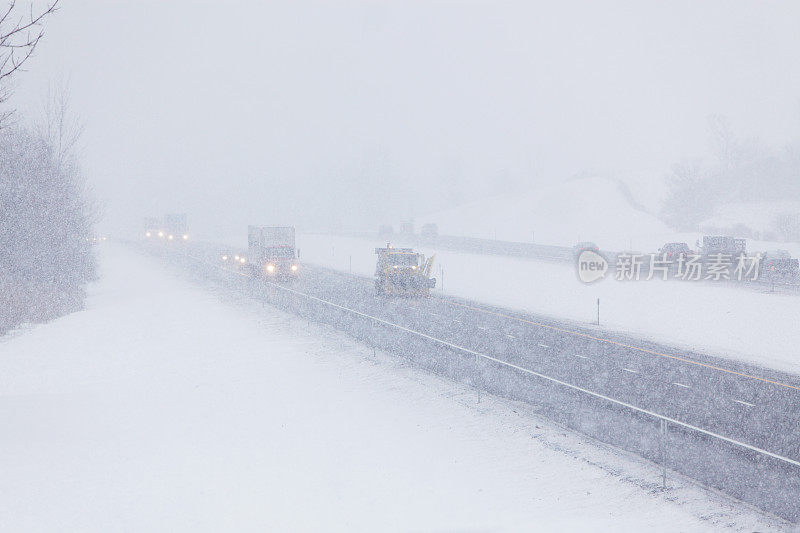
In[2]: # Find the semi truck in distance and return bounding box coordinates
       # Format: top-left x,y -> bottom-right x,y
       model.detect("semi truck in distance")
248,226 -> 298,278
143,217 -> 161,239
143,214 -> 189,242
700,235 -> 746,259
163,213 -> 189,242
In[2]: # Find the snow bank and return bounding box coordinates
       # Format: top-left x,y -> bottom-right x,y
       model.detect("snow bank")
0,244 -> 780,531
299,234 -> 800,375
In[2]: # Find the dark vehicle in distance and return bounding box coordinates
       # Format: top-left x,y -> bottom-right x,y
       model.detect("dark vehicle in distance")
143,216 -> 161,239
220,249 -> 249,271
573,241 -> 599,258
420,223 -> 438,240
658,242 -> 692,260
163,213 -> 189,242
378,224 -> 394,238
760,250 -> 799,283
700,236 -> 746,258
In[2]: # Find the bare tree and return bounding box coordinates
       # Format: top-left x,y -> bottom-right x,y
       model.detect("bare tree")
0,0 -> 60,124
660,158 -> 716,231
707,114 -> 739,169
36,77 -> 83,168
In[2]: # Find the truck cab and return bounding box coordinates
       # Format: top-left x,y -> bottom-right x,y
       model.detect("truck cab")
248,226 -> 299,279
163,213 -> 189,242
143,217 -> 161,239
374,245 -> 435,296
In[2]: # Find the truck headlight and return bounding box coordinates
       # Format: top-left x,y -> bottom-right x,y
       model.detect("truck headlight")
168,235 -> 174,240
291,264 -> 298,271
182,234 -> 188,240
222,255 -> 228,261
239,257 -> 246,264
145,231 -> 151,237
267,264 -> 275,273
158,231 -> 164,238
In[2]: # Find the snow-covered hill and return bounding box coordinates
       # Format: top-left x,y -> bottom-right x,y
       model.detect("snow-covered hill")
417,176 -> 673,251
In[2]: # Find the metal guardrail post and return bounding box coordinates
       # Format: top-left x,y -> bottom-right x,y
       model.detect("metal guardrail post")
660,419 -> 668,489
371,317 -> 376,358
476,352 -> 481,403
596,298 -> 600,326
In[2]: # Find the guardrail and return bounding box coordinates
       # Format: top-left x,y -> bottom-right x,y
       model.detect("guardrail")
353,231 -> 573,263
155,244 -> 800,523
348,231 -> 800,292
233,263 -> 800,465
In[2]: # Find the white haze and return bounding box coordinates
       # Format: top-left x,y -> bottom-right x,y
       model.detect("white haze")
12,0 -> 800,239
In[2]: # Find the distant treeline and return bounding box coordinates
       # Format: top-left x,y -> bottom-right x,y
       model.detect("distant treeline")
0,126 -> 97,334
660,115 -> 800,238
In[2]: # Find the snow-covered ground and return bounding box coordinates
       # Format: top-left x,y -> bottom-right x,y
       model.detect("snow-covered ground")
298,234 -> 800,375
0,244 -> 785,532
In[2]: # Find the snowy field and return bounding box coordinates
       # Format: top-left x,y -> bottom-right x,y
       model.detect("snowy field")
297,234 -> 800,375
0,244 -> 786,532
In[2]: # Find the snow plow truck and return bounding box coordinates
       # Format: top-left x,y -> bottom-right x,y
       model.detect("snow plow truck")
374,245 -> 436,296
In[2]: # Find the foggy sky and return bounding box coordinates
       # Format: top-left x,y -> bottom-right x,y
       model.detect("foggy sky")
10,0 -> 800,239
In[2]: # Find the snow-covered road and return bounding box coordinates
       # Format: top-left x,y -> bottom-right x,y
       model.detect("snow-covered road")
0,244 -> 786,531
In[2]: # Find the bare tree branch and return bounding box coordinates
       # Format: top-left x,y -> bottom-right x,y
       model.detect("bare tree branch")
0,0 -> 58,45
36,77 -> 83,169
0,0 -> 59,125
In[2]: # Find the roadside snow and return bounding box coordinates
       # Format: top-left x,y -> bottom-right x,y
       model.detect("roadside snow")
298,234 -> 800,375
0,244 -> 786,531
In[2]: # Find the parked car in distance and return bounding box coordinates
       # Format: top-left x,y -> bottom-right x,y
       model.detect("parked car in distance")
761,250 -> 799,283
420,223 -> 438,240
573,241 -> 599,258
658,242 -> 692,260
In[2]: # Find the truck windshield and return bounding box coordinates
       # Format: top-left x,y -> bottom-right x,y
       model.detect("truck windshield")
390,254 -> 418,267
268,247 -> 295,259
